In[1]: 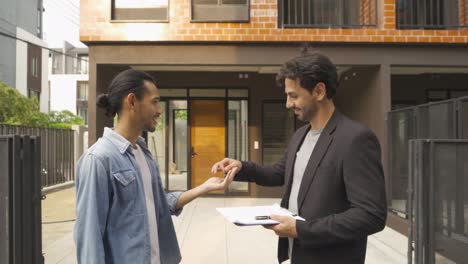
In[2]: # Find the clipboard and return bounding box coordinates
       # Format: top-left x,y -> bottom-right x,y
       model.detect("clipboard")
216,204 -> 305,226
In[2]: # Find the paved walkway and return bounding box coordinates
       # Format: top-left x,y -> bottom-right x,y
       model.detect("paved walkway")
42,188 -> 408,264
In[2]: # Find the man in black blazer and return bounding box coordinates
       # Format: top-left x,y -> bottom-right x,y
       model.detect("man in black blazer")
211,51 -> 387,264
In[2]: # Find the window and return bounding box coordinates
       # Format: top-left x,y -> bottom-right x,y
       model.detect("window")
194,0 -> 246,4
228,89 -> 248,98
78,107 -> 88,125
28,89 -> 40,101
72,56 -> 78,74
280,0 -> 376,28
52,52 -> 63,74
77,82 -> 89,101
65,55 -> 76,74
192,0 -> 249,22
112,0 -> 169,21
397,0 -> 462,29
31,57 -> 39,77
262,101 -> 295,165
78,55 -> 88,75
189,89 -> 225,97
37,0 -> 42,37
27,44 -> 41,93
48,81 -> 51,111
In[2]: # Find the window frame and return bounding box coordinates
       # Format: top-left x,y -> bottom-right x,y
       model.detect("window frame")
77,107 -> 88,125
77,81 -> 89,101
110,0 -> 170,23
191,0 -> 250,23
77,54 -> 89,75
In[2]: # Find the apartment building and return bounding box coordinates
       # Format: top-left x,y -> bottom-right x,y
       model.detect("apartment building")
80,0 -> 468,236
44,0 -> 90,125
0,0 -> 49,112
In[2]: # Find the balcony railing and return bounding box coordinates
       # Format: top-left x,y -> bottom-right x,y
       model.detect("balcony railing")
397,0 -> 468,29
279,0 -> 377,28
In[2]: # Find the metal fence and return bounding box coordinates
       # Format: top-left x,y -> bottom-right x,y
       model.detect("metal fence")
387,96 -> 468,217
388,107 -> 416,215
0,135 -> 43,264
408,139 -> 468,264
459,96 -> 468,139
279,0 -> 377,28
0,124 -> 75,187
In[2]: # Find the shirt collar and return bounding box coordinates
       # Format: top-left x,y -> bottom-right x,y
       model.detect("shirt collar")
103,127 -> 147,154
310,128 -> 323,136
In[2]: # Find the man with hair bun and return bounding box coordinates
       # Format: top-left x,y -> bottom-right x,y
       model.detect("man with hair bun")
211,50 -> 387,264
74,69 -> 235,264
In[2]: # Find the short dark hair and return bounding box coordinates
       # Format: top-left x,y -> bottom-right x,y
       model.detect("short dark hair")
97,69 -> 156,117
276,50 -> 338,99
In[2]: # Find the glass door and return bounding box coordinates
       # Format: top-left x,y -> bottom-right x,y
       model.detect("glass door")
147,101 -> 167,189
148,100 -> 189,191
168,101 -> 188,191
227,100 -> 249,193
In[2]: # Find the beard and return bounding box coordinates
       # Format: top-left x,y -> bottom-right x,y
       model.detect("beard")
296,101 -> 318,122
142,117 -> 158,133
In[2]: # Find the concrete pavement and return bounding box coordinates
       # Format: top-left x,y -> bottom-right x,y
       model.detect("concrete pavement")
42,187 -> 408,264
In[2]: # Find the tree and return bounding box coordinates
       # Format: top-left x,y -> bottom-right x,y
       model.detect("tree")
0,81 -> 83,129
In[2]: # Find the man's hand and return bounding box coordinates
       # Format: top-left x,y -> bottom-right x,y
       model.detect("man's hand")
211,158 -> 242,178
200,172 -> 235,193
176,172 -> 236,209
263,215 -> 298,238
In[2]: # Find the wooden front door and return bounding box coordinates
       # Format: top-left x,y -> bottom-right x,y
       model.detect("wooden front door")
190,100 -> 225,191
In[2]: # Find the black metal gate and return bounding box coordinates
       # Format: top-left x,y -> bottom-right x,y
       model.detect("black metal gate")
387,97 -> 467,218
0,135 -> 43,264
408,139 -> 468,264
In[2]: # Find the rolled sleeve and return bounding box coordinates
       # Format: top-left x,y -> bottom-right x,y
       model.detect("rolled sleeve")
165,191 -> 183,216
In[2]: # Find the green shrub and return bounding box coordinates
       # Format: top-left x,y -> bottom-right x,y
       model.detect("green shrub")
0,81 -> 83,129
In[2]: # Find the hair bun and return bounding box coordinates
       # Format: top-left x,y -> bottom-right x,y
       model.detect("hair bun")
97,94 -> 110,108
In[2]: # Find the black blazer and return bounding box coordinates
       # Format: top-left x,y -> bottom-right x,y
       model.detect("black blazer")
236,111 -> 387,264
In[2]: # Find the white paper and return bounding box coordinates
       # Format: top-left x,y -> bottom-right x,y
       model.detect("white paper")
216,204 -> 305,226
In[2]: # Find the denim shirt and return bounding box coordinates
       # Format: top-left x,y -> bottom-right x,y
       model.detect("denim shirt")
74,128 -> 182,264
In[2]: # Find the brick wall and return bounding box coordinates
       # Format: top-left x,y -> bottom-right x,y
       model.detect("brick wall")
80,0 -> 468,43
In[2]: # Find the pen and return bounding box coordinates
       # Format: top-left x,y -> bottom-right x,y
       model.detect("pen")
255,214 -> 297,220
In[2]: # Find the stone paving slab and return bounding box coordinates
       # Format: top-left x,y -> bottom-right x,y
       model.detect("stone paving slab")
41,188 -> 409,264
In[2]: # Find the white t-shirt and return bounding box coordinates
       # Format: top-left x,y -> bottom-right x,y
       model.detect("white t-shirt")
288,129 -> 322,259
133,145 -> 161,264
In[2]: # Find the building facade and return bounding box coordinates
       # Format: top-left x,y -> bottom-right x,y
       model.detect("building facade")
80,0 -> 468,236
0,0 -> 49,112
44,0 -> 89,124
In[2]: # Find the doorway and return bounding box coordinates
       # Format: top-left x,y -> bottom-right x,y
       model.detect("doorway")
147,88 -> 249,194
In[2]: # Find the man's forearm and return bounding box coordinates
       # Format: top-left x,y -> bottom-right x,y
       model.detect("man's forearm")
175,184 -> 208,209
236,161 -> 285,186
